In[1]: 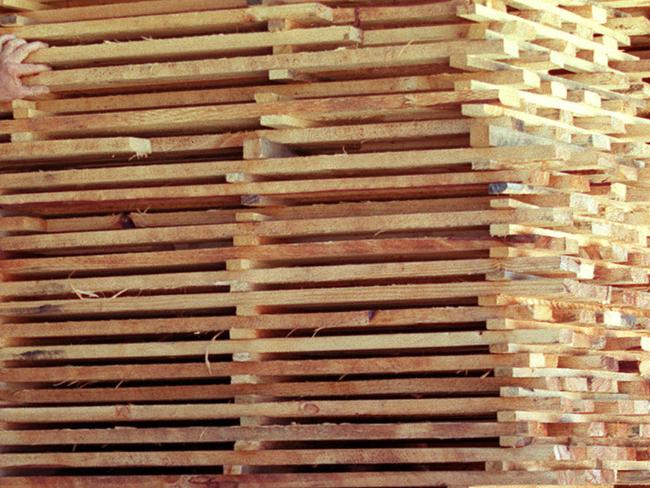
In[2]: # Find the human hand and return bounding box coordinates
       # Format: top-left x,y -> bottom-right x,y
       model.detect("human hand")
0,34 -> 50,102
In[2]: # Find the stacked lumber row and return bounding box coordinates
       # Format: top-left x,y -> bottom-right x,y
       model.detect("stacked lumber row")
469,1 -> 650,486
580,1 -> 650,486
0,0 -> 649,486
460,1 -> 650,485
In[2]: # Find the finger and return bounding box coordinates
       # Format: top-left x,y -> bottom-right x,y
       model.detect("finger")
0,35 -> 16,50
19,84 -> 50,98
8,41 -> 48,63
14,63 -> 50,76
1,38 -> 26,57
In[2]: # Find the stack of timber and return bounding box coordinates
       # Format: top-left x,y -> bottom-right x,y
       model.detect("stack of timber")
1,0 -> 650,486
